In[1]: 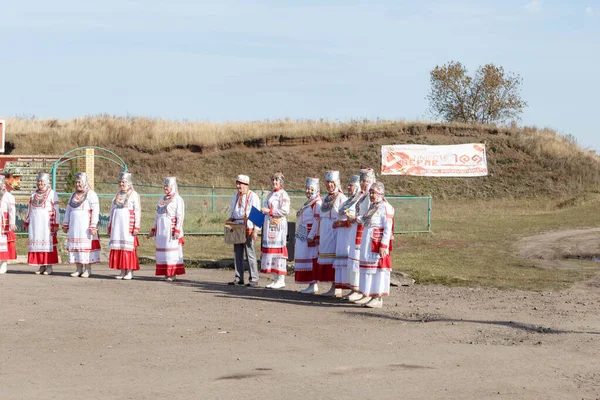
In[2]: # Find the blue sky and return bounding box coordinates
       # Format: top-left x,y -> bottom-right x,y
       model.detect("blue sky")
1,0 -> 599,150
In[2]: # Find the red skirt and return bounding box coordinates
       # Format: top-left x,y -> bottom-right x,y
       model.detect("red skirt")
109,249 -> 140,270
294,259 -> 318,283
28,250 -> 59,265
155,264 -> 185,277
313,262 -> 335,283
0,231 -> 17,260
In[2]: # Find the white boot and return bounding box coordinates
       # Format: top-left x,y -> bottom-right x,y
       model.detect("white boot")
166,275 -> 176,282
265,274 -> 278,288
0,261 -> 7,274
70,264 -> 83,277
321,284 -> 342,297
43,266 -> 53,275
123,270 -> 133,280
270,274 -> 286,289
300,283 -> 319,294
354,295 -> 372,305
364,296 -> 383,309
347,291 -> 363,302
115,269 -> 126,280
80,266 -> 91,278
36,266 -> 47,275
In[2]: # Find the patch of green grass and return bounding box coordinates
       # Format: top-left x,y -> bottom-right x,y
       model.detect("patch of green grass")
399,196 -> 600,290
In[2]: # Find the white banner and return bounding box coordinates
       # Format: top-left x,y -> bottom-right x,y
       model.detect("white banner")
381,143 -> 487,177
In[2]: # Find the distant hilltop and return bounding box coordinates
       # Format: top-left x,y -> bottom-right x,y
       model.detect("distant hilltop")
4,116 -> 599,198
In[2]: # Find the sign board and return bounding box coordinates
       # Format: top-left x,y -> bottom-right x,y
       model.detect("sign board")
0,120 -> 5,153
381,143 -> 488,177
0,156 -> 72,194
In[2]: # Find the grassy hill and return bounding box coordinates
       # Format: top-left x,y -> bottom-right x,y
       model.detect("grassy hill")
4,116 -> 599,198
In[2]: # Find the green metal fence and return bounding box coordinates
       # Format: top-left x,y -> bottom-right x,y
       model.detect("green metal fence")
14,183 -> 431,235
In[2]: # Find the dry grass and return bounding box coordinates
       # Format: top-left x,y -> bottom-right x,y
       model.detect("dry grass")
5,116 -> 596,164
5,115 -> 509,154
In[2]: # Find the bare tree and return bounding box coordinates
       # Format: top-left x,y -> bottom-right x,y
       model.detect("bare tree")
427,61 -> 527,124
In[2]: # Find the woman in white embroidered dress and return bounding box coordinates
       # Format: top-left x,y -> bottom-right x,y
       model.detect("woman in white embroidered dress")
332,175 -> 361,294
23,173 -> 60,275
295,177 -> 322,293
62,172 -> 101,278
148,177 -> 185,281
0,175 -> 17,275
109,172 -> 141,280
354,182 -> 394,309
260,172 -> 290,289
345,168 -> 376,303
315,170 -> 347,297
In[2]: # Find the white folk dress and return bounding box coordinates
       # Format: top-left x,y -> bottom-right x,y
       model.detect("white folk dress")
0,191 -> 17,260
358,201 -> 394,297
24,188 -> 60,266
345,192 -> 370,291
333,196 -> 360,289
316,191 -> 347,282
108,188 -> 141,271
152,194 -> 185,277
63,189 -> 101,264
260,188 -> 290,275
293,196 -> 321,283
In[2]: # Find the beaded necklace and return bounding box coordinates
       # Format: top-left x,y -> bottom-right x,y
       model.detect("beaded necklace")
156,195 -> 174,215
31,188 -> 51,208
362,200 -> 385,227
113,188 -> 133,209
320,191 -> 340,213
296,195 -> 320,218
69,189 -> 89,209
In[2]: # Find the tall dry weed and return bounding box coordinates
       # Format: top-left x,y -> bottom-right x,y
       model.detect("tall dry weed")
3,115 -> 507,154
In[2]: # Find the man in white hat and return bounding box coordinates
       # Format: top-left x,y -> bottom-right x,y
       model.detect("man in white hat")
226,174 -> 261,287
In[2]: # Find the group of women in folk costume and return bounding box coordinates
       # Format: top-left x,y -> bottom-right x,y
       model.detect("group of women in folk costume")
293,168 -> 394,308
0,172 -> 186,281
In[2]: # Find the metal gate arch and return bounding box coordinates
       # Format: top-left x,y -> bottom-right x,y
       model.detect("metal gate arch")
50,146 -> 128,191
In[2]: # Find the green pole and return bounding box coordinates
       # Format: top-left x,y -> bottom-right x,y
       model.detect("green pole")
427,197 -> 432,232
51,164 -> 56,191
211,186 -> 215,213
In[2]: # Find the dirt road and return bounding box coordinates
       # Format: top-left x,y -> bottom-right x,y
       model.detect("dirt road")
1,258 -> 599,400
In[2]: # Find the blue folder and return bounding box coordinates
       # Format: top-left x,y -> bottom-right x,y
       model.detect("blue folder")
248,206 -> 265,227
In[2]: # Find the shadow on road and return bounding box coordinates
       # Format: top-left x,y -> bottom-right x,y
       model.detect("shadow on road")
346,310 -> 600,335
